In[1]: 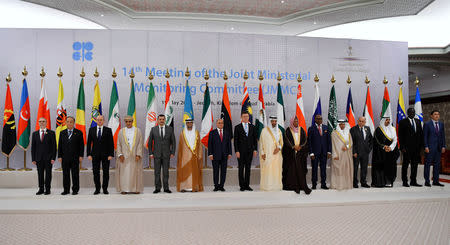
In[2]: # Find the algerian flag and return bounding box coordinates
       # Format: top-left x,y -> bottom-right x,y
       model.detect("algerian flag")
276,82 -> 285,134
381,86 -> 392,122
108,81 -> 121,149
255,83 -> 267,139
327,84 -> 337,132
127,79 -> 136,127
145,81 -> 157,148
200,83 -> 213,147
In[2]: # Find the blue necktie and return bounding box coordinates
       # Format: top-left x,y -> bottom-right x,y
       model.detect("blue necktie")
97,127 -> 102,139
68,130 -> 73,139
244,124 -> 248,136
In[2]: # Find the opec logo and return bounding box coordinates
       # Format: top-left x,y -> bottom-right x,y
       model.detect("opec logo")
72,41 -> 93,61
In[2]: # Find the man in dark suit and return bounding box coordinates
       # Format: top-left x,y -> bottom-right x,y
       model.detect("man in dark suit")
87,115 -> 114,195
350,116 -> 373,188
308,114 -> 332,189
57,116 -> 84,195
398,108 -> 424,187
234,112 -> 258,191
148,114 -> 176,194
208,118 -> 232,192
31,117 -> 57,195
423,110 -> 446,187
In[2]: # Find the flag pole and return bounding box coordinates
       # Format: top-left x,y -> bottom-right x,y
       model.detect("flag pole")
79,67 -> 88,171
203,70 -> 211,169
18,66 -> 31,171
54,68 -> 64,171
144,70 -> 155,170
1,73 -> 15,171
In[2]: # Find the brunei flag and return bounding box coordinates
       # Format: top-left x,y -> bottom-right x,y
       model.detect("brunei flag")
17,79 -> 31,150
127,79 -> 137,127
75,78 -> 86,144
241,82 -> 253,124
55,79 -> 67,148
90,80 -> 102,128
221,82 -> 233,138
2,82 -> 16,156
183,80 -> 194,125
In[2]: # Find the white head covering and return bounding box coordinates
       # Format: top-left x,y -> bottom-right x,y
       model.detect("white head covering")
379,117 -> 397,150
336,119 -> 350,140
184,119 -> 196,149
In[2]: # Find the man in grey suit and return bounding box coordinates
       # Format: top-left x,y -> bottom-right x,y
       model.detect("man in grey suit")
148,114 -> 176,193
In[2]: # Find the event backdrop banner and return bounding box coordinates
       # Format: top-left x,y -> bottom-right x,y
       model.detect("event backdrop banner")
0,29 -> 408,168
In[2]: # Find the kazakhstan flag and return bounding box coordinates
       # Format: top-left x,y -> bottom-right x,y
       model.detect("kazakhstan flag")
183,80 -> 194,125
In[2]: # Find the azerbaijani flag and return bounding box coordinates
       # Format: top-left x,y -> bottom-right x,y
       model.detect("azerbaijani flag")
17,79 -> 31,150
90,80 -> 102,128
127,79 -> 137,127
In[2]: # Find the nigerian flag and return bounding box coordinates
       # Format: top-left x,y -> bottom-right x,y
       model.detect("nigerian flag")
327,85 -> 337,132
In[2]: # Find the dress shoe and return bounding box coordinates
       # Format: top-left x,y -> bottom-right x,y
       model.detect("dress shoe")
153,189 -> 160,194
246,186 -> 253,191
385,183 -> 393,188
213,187 -> 219,192
44,191 -> 51,195
294,189 -> 300,194
72,192 -> 78,195
61,191 -> 69,195
312,184 -> 317,190
425,182 -> 431,187
164,189 -> 172,193
94,190 -> 100,195
240,187 -> 245,191
304,188 -> 312,195
402,182 -> 410,187
353,184 -> 359,188
36,190 -> 44,195
432,182 -> 444,187
410,183 -> 422,187
103,190 -> 109,195
220,187 -> 226,192
321,185 -> 329,190
361,183 -> 370,188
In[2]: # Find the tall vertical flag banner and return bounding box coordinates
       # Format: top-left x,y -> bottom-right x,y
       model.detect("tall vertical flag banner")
35,79 -> 51,130
311,82 -> 322,126
414,83 -> 423,126
255,83 -> 267,139
346,87 -> 356,127
363,85 -> 375,134
127,79 -> 137,127
381,85 -> 392,122
164,80 -> 174,128
276,82 -> 285,134
183,80 -> 194,124
75,78 -> 86,144
327,84 -> 337,132
396,84 -> 406,138
2,82 -> 16,156
55,79 -> 67,148
241,82 -> 253,124
17,79 -> 31,150
108,80 -> 121,149
221,82 -> 233,138
90,80 -> 102,128
296,83 -> 307,134
144,81 -> 157,148
200,83 -> 213,147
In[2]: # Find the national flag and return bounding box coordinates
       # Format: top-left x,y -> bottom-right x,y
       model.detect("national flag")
90,80 -> 102,128
327,84 -> 337,132
255,83 -> 267,139
17,79 -> 30,150
35,79 -> 51,130
311,83 -> 322,125
396,85 -> 407,138
55,79 -> 67,148
127,79 -> 137,127
221,82 -> 233,138
164,80 -> 174,128
75,78 -> 86,144
296,83 -> 307,134
2,83 -> 16,156
108,80 -> 121,149
346,87 -> 356,127
276,82 -> 285,134
144,81 -> 157,148
200,83 -> 213,147
414,86 -> 423,126
363,86 -> 375,134
183,80 -> 194,124
381,86 -> 392,122
241,82 -> 253,124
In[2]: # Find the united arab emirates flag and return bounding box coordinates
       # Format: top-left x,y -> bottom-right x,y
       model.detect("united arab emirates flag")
2,83 -> 16,156
381,86 -> 392,121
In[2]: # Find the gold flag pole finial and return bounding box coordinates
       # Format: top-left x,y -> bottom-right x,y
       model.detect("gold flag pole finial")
314,74 -> 319,83
297,73 -> 302,83
398,77 -> 403,85
165,68 -> 171,79
80,67 -> 85,78
243,70 -> 249,80
258,71 -> 264,81
223,71 -> 228,81
112,68 -> 117,78
346,75 -> 351,84
148,68 -> 154,80
6,73 -> 11,83
415,76 -> 420,87
57,67 -> 63,78
40,67 -> 46,78
94,67 -> 99,78
129,68 -> 135,79
383,76 -> 388,85
204,69 -> 210,81
365,75 -> 370,85
277,72 -> 282,82
184,67 -> 190,78
330,75 -> 336,84
22,66 -> 28,77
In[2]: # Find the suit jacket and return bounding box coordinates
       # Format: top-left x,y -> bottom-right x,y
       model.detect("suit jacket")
233,123 -> 258,154
307,124 -> 331,156
58,128 -> 84,161
350,125 -> 373,156
148,125 -> 176,158
208,128 -> 232,160
86,126 -> 114,159
398,118 -> 423,152
423,120 -> 446,152
31,129 -> 57,162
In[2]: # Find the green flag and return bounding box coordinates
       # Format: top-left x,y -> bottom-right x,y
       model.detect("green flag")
327,85 -> 337,132
127,79 -> 136,127
276,82 -> 285,134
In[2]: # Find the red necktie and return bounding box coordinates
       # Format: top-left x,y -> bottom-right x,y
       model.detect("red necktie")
435,122 -> 439,135
219,129 -> 223,141
318,125 -> 322,136
40,130 -> 44,142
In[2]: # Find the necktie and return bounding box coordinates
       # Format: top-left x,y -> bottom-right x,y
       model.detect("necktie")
411,119 -> 416,132
160,127 -> 164,138
244,124 -> 248,136
360,127 -> 364,139
68,130 -> 72,139
40,130 -> 44,142
435,122 -> 439,134
97,127 -> 102,139
318,125 -> 322,136
219,129 -> 223,141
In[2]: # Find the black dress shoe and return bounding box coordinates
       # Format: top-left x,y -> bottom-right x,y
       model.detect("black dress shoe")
36,190 -> 44,195
103,190 -> 109,195
321,185 -> 329,190
44,191 -> 51,195
410,183 -> 422,187
304,188 -> 312,195
246,186 -> 253,191
164,189 -> 172,193
72,192 -> 78,195
213,187 -> 219,192
240,187 -> 245,191
432,182 -> 444,187
61,191 -> 69,195
294,189 -> 300,194
153,189 -> 160,194
402,182 -> 410,187
353,184 -> 359,188
220,187 -> 226,192
361,183 -> 370,188
312,185 -> 317,190
425,182 -> 431,187
94,190 -> 100,195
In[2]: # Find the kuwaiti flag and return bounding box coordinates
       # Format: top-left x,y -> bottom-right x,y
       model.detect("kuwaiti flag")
221,82 -> 233,138
144,81 -> 157,148
311,83 -> 322,126
75,78 -> 86,144
200,83 -> 213,147
241,82 -> 253,124
127,79 -> 137,127
381,86 -> 392,122
35,79 -> 51,130
183,80 -> 194,124
346,87 -> 356,127
255,83 -> 267,139
164,80 -> 174,128
396,85 -> 406,138
90,80 -> 102,128
17,79 -> 31,150
327,84 -> 337,132
296,83 -> 307,134
276,82 -> 285,134
108,80 -> 121,149
363,86 -> 375,134
55,79 -> 67,148
414,86 -> 423,126
2,82 -> 16,156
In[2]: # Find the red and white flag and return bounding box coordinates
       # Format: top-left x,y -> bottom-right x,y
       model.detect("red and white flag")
296,83 -> 307,134
35,79 -> 51,130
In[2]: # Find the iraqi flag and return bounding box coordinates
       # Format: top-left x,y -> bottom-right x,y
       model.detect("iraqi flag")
346,87 -> 356,127
200,83 -> 213,147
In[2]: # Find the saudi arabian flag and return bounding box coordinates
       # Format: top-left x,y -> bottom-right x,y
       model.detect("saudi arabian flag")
276,82 -> 285,134
127,80 -> 137,127
108,81 -> 121,149
381,86 -> 392,122
255,83 -> 266,139
145,81 -> 157,148
327,85 -> 337,132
